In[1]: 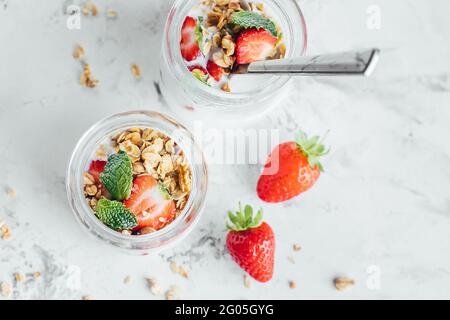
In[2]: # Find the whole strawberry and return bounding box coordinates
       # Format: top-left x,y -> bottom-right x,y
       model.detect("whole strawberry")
226,204 -> 275,283
257,132 -> 329,203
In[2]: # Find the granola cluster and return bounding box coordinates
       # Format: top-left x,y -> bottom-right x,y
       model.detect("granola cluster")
205,0 -> 285,67
83,127 -> 192,233
183,1 -> 286,92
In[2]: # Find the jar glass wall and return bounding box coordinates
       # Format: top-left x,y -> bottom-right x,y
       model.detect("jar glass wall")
66,111 -> 208,255
159,0 -> 307,120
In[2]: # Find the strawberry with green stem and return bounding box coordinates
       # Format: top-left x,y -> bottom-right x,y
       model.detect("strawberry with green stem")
257,131 -> 329,203
226,204 -> 275,283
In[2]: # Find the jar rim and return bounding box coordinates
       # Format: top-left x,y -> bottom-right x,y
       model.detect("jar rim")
162,0 -> 308,107
66,111 -> 208,252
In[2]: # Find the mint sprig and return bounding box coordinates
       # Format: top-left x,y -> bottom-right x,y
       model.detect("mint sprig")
100,150 -> 133,201
231,11 -> 278,37
95,199 -> 138,231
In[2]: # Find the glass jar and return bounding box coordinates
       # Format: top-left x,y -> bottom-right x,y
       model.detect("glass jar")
66,111 -> 208,255
159,0 -> 307,120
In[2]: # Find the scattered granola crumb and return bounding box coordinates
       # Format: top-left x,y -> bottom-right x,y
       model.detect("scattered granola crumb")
289,280 -> 297,289
106,8 -> 118,19
33,272 -> 42,281
169,261 -> 178,273
334,277 -> 355,291
1,221 -> 11,240
123,276 -> 132,285
82,295 -> 95,300
287,256 -> 295,264
293,244 -> 302,252
221,82 -> 231,92
6,187 -> 16,198
165,285 -> 181,300
83,2 -> 98,16
80,64 -> 99,88
0,282 -> 12,298
146,277 -> 163,296
243,275 -> 251,288
131,64 -> 142,79
73,45 -> 85,60
14,273 -> 25,282
169,261 -> 189,279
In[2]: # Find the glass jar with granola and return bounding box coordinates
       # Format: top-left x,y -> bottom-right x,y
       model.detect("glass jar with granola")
159,0 -> 307,119
66,111 -> 208,254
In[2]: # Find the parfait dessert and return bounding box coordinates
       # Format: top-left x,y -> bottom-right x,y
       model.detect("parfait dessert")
82,128 -> 192,236
180,0 -> 286,92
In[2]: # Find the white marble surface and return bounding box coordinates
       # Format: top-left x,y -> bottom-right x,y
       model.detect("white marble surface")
1,0 -> 450,300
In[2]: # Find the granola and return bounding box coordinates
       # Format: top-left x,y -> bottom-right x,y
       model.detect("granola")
14,273 -> 25,282
80,64 -> 99,88
1,219 -> 11,240
106,8 -> 118,19
82,2 -> 98,17
73,45 -> 85,60
6,187 -> 16,198
0,282 -> 12,298
180,1 -> 285,92
83,128 -> 193,235
165,285 -> 181,300
146,277 -> 163,296
131,64 -> 142,79
169,261 -> 189,279
334,277 -> 355,291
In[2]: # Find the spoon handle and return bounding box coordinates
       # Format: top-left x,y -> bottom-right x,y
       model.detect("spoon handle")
247,48 -> 380,76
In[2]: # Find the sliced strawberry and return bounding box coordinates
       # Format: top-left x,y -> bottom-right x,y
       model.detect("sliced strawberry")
235,28 -> 277,65
188,65 -> 208,75
89,160 -> 106,184
123,175 -> 176,231
88,160 -> 111,198
206,60 -> 223,81
180,16 -> 200,62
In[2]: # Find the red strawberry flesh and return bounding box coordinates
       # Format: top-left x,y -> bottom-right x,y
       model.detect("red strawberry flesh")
123,175 -> 176,231
188,65 -> 208,75
206,60 -> 223,81
180,16 -> 200,62
257,142 -> 321,203
226,222 -> 275,283
89,160 -> 106,184
235,28 -> 277,65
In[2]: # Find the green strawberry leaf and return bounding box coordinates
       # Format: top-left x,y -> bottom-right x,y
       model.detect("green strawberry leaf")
244,205 -> 253,225
100,150 -> 133,201
231,11 -> 278,37
296,131 -> 330,172
95,199 -> 137,231
226,204 -> 263,232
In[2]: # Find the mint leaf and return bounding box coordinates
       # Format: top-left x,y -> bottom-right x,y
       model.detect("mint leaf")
100,150 -> 133,201
95,199 -> 137,230
231,11 -> 277,37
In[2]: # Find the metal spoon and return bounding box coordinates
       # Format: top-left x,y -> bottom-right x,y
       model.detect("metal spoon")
234,48 -> 380,77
